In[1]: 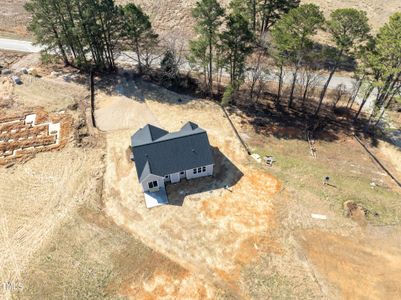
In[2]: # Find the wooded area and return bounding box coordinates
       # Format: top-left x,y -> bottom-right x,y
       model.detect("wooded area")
25,0 -> 401,128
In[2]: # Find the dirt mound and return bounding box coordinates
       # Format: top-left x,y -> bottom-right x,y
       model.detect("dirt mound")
343,200 -> 380,225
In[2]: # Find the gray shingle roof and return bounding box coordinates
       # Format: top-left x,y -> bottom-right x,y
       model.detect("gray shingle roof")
131,122 -> 214,181
131,124 -> 169,147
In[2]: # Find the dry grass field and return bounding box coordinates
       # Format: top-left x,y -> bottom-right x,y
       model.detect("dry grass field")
1,0 -> 400,39
0,0 -> 30,39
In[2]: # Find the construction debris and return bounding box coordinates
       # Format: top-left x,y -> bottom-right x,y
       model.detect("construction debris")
311,214 -> 327,220
0,109 -> 72,166
251,153 -> 262,163
264,156 -> 274,166
307,131 -> 317,158
11,75 -> 22,85
1,69 -> 11,75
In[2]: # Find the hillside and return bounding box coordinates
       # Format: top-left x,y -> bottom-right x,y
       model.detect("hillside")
120,0 -> 400,38
0,0 -> 400,39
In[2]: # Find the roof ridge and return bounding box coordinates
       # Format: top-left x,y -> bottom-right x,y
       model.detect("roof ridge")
133,131 -> 206,148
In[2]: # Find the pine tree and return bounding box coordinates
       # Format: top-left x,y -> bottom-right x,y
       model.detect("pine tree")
122,4 -> 159,74
160,50 -> 179,86
271,4 -> 324,108
259,0 -> 300,36
220,12 -> 254,88
25,0 -> 124,71
315,8 -> 370,116
25,0 -> 70,65
356,13 -> 401,125
191,0 -> 225,97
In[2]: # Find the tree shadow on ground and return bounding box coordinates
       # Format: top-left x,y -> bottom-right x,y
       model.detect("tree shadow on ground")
86,69 -> 380,147
165,146 -> 243,206
232,94 -> 377,145
93,70 -> 204,103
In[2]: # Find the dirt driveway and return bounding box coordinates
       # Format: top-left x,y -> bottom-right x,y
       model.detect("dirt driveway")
95,78 -> 160,132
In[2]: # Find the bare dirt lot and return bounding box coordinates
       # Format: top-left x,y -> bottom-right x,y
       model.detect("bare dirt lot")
1,67 -> 214,299
97,77 -> 401,299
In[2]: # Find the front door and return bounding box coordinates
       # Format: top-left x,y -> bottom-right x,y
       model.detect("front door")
170,173 -> 180,184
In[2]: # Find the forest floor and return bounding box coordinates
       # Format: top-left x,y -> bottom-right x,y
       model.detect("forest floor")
0,51 -> 401,299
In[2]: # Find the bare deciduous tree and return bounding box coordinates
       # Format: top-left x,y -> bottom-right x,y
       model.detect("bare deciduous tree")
331,83 -> 349,110
297,66 -> 323,112
247,48 -> 269,104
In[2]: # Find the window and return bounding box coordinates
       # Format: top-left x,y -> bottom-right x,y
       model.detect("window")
180,171 -> 185,175
165,175 -> 169,179
202,166 -> 206,172
198,167 -> 202,173
148,181 -> 158,189
193,168 -> 197,174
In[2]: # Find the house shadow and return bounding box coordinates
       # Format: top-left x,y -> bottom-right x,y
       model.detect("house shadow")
165,146 -> 243,206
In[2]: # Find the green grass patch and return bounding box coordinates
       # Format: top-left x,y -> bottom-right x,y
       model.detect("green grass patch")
250,137 -> 401,225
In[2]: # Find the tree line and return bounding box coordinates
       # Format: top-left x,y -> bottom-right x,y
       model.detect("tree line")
189,0 -> 401,127
26,0 -> 400,127
25,0 -> 158,72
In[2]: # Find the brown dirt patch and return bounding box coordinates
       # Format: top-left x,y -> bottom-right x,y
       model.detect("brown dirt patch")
300,229 -> 401,299
378,142 -> 401,176
116,249 -> 217,300
344,201 -> 368,226
13,75 -> 87,112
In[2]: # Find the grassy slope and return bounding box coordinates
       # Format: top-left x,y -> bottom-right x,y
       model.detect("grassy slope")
251,135 -> 401,225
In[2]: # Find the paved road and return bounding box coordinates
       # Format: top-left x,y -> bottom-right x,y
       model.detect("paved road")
0,38 -> 42,53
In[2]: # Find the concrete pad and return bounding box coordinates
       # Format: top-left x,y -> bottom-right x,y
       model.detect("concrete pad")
144,187 -> 169,209
25,114 -> 37,125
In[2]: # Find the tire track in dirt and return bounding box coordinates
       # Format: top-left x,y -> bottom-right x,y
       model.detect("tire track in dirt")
0,150 -> 101,298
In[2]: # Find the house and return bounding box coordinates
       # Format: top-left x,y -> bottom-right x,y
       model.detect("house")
131,122 -> 214,192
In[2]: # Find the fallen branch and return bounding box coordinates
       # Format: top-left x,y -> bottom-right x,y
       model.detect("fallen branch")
354,134 -> 401,188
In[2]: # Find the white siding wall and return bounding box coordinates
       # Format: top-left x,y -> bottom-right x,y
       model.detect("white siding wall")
185,164 -> 214,180
141,165 -> 213,191
141,174 -> 165,192
170,172 -> 181,183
